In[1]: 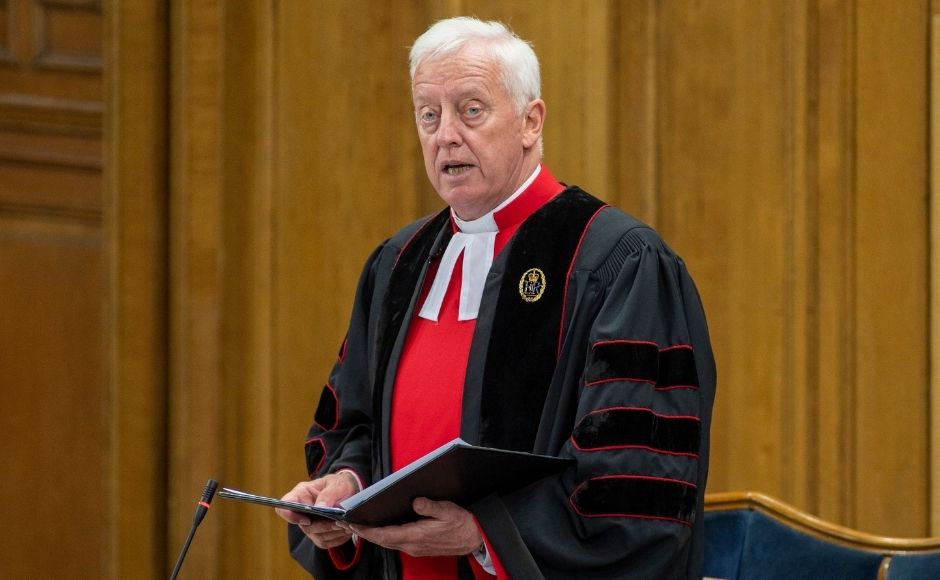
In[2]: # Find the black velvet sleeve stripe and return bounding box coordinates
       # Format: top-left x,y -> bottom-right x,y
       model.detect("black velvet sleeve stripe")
569,475 -> 697,525
586,340 -> 659,385
586,340 -> 699,390
304,437 -> 326,477
571,407 -> 700,457
658,345 -> 699,390
313,383 -> 339,431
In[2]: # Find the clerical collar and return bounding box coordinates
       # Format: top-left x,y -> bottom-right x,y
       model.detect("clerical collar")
451,165 -> 540,234
419,165 -> 557,322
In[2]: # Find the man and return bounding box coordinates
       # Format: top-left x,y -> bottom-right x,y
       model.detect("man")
277,16 -> 715,580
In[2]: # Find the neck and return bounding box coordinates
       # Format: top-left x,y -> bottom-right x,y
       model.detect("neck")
452,156 -> 542,220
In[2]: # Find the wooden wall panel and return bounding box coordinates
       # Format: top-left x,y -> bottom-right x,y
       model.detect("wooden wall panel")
854,0 -> 929,535
0,221 -> 104,577
932,0 -> 940,537
1,0 -> 105,576
104,0 -> 168,577
656,0 -> 794,504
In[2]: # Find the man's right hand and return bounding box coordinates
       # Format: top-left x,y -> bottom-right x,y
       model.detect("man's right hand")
276,472 -> 359,549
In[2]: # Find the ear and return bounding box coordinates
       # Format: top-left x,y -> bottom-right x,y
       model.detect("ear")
521,99 -> 546,150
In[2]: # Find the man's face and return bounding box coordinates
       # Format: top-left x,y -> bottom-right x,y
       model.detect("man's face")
412,45 -> 538,220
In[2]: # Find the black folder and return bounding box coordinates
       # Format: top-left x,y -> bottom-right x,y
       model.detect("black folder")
219,438 -> 571,526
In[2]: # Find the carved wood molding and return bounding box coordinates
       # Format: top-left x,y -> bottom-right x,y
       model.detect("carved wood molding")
32,0 -> 103,73
0,93 -> 102,135
0,200 -> 101,225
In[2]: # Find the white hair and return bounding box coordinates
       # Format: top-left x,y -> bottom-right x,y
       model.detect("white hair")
409,17 -> 541,114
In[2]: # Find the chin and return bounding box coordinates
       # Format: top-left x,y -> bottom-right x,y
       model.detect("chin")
437,187 -> 484,212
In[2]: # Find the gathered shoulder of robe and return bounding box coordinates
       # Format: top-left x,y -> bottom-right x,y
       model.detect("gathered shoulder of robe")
288,186 -> 717,580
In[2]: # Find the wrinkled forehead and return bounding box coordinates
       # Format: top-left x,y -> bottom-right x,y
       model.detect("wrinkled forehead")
411,43 -> 507,94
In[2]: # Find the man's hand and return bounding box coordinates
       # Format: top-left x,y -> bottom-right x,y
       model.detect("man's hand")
276,472 -> 359,549
343,498 -> 483,557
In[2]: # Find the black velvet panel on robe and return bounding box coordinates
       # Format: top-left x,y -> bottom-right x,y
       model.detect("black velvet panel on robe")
571,407 -> 701,456
478,187 -> 605,450
570,475 -> 698,523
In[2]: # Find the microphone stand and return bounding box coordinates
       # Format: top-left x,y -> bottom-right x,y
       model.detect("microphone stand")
169,479 -> 219,580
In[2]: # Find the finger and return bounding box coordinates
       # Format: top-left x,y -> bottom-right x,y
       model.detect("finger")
349,522 -> 414,550
300,521 -> 352,539
304,527 -> 351,543
282,480 -> 324,504
309,530 -> 353,550
412,497 -> 445,518
302,519 -> 343,535
275,507 -> 312,526
276,478 -> 335,524
314,476 -> 357,507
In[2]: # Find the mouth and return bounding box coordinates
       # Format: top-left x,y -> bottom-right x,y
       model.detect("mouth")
441,163 -> 474,176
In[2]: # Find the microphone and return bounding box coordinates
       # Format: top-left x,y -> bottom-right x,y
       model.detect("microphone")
169,479 -> 219,580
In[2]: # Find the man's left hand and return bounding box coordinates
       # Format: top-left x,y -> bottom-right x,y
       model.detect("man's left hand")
344,497 -> 483,557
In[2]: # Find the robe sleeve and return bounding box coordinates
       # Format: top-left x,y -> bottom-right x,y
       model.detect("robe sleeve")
472,226 -> 716,580
288,242 -> 389,579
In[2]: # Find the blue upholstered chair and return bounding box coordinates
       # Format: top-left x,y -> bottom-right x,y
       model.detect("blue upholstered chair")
703,492 -> 940,580
885,552 -> 940,579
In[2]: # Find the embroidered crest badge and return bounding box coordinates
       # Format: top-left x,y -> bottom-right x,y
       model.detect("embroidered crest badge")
518,267 -> 546,303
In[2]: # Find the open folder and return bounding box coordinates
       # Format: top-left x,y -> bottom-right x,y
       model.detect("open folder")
219,437 -> 572,526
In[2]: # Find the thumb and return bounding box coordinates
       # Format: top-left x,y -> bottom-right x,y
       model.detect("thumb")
314,488 -> 341,507
314,475 -> 355,507
412,497 -> 443,518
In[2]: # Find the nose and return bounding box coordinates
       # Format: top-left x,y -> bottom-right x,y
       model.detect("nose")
435,109 -> 463,148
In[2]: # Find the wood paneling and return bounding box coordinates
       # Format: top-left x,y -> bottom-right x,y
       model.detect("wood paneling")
854,0 -> 928,536
0,0 -> 105,577
933,1 -> 940,537
103,0 -> 168,577
0,221 -> 104,577
33,0 -> 103,72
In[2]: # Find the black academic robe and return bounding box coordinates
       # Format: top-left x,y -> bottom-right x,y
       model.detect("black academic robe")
289,187 -> 717,580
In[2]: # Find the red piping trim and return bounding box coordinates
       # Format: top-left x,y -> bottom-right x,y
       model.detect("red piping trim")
591,339 -> 694,352
584,377 -> 699,391
593,338 -> 660,349
588,473 -> 697,486
585,376 -> 657,387
578,405 -> 701,422
655,384 -> 699,392
660,344 -> 693,352
557,205 -> 608,359
198,501 -> 211,509
570,440 -> 700,459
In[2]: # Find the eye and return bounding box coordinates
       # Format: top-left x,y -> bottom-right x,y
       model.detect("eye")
418,109 -> 438,124
465,105 -> 482,117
